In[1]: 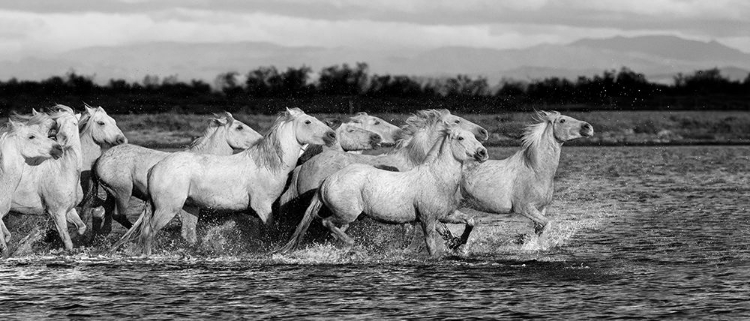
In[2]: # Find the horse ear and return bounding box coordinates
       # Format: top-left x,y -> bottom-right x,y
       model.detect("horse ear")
212,117 -> 227,126
323,118 -> 342,129
8,119 -> 21,130
32,108 -> 40,116
223,111 -> 235,124
356,112 -> 368,116
84,103 -> 97,116
286,107 -> 303,117
75,113 -> 82,121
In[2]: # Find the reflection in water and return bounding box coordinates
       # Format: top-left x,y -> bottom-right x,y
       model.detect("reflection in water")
1,146 -> 749,319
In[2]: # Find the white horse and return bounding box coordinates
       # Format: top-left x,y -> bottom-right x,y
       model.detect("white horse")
297,119 -> 383,165
280,125 -> 488,256
113,107 -> 335,255
0,117 -> 64,256
85,112 -> 262,235
457,111 -> 594,246
75,104 -> 128,222
275,109 -> 487,234
7,105 -> 87,254
346,112 -> 401,146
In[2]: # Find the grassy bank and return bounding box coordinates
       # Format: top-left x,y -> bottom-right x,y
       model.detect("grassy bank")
112,110 -> 750,147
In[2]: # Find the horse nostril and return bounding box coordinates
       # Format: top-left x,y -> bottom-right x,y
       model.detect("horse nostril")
480,128 -> 489,140
326,131 -> 336,141
371,134 -> 382,143
475,148 -> 488,161
116,136 -> 127,145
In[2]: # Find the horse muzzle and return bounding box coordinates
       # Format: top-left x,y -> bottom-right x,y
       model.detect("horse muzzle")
580,123 -> 594,137
323,130 -> 337,147
474,148 -> 489,162
370,134 -> 382,148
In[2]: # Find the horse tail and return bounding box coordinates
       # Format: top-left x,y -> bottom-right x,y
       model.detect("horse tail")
109,199 -> 151,253
80,158 -> 103,215
277,193 -> 323,253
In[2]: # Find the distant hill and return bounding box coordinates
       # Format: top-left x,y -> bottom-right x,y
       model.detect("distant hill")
1,35 -> 748,85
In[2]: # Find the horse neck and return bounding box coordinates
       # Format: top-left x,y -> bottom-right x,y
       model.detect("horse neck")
59,126 -> 84,172
244,121 -> 301,175
189,126 -> 233,155
390,126 -> 438,169
0,136 -> 23,178
522,124 -> 562,181
79,129 -> 102,171
421,135 -> 463,194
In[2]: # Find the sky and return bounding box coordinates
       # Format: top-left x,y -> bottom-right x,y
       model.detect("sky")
1,0 -> 749,62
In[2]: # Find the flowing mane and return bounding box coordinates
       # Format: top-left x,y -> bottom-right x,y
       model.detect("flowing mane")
390,109 -> 450,164
521,110 -> 559,166
246,108 -> 300,172
187,115 -> 227,150
4,112 -> 53,134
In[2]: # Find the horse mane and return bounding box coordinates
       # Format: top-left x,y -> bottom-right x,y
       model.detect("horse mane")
47,104 -> 76,120
422,125 -> 452,164
246,108 -> 299,172
390,109 -> 450,164
187,115 -> 227,150
521,110 -> 560,166
8,112 -> 52,128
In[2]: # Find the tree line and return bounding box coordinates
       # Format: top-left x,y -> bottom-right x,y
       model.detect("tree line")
1,63 -> 748,115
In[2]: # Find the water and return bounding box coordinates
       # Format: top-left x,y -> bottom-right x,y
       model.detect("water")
2,146 -> 749,319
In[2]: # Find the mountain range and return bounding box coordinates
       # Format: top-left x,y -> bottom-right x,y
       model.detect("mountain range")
1,35 -> 748,86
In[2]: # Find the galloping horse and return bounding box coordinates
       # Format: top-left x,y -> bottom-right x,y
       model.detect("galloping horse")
75,104 -> 127,227
113,108 -> 335,254
0,116 -> 63,257
457,111 -> 593,246
297,119 -> 383,165
85,112 -> 262,235
280,126 -> 488,256
275,109 -> 487,235
7,106 -> 87,255
345,112 -> 401,146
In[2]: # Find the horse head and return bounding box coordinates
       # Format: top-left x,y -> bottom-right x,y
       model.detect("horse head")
6,119 -> 63,160
48,105 -> 81,148
437,109 -> 489,142
82,103 -> 128,146
348,112 -> 400,145
538,111 -> 594,142
287,107 -> 336,147
445,125 -> 488,163
212,111 -> 263,150
337,123 -> 382,151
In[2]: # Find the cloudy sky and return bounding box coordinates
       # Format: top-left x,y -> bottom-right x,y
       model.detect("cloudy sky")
1,0 -> 748,61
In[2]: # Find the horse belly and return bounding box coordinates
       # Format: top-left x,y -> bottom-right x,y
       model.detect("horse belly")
188,179 -> 249,211
361,176 -> 416,224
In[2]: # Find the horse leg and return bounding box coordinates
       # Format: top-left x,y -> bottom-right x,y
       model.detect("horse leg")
112,194 -> 133,230
440,210 -> 476,254
66,208 -> 87,236
179,206 -> 200,245
0,219 -> 9,259
520,205 -> 551,236
420,219 -> 441,257
49,208 -> 74,251
320,218 -> 355,251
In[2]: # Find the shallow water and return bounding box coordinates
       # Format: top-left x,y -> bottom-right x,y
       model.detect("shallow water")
2,146 -> 749,319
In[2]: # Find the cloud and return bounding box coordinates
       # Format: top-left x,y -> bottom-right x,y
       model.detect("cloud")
0,0 -> 749,61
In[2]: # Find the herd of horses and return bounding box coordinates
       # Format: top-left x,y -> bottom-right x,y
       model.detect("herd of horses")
0,104 -> 593,258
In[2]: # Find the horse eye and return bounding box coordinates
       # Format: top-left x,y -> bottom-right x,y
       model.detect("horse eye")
236,126 -> 243,130
374,121 -> 381,125
29,135 -> 36,140
559,119 -> 566,124
97,121 -> 105,126
455,120 -> 460,123
458,136 -> 464,141
305,120 -> 312,125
